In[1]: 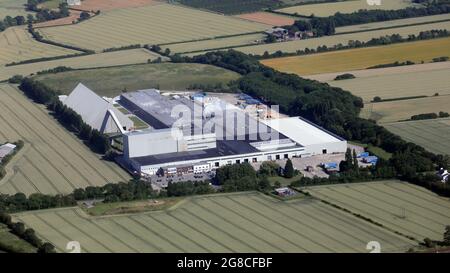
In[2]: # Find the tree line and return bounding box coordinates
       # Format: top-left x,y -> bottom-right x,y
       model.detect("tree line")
13,77 -> 111,154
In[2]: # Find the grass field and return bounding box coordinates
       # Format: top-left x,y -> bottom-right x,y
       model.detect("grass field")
360,95 -> 450,123
33,63 -> 241,98
329,66 -> 450,102
236,12 -> 296,26
37,3 -> 269,51
164,33 -> 266,54
335,14 -> 450,34
306,181 -> 450,241
0,223 -> 36,253
0,48 -> 166,81
0,26 -> 79,66
14,192 -> 414,253
260,37 -> 450,75
0,0 -> 32,18
384,118 -> 450,155
0,84 -> 131,196
235,21 -> 450,55
277,0 -> 415,17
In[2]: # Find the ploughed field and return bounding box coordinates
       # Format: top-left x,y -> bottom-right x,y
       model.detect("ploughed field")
0,84 -> 130,196
14,191 -> 414,253
306,181 -> 450,241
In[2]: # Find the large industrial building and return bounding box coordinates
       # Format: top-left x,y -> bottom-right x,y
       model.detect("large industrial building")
63,84 -> 347,176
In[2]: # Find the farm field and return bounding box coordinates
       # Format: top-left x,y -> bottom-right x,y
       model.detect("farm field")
277,0 -> 415,17
335,14 -> 450,34
235,21 -> 450,55
260,37 -> 450,75
0,27 -> 79,66
0,48 -> 166,81
306,181 -> 450,241
0,0 -> 32,18
33,63 -> 241,98
13,192 -> 414,253
165,33 -> 266,54
236,12 -> 296,26
328,66 -> 450,102
36,3 -> 269,51
361,95 -> 450,123
384,118 -> 450,155
0,84 -> 131,196
74,0 -> 158,12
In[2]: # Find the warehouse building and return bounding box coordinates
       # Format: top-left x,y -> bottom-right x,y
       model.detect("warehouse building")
117,89 -> 347,176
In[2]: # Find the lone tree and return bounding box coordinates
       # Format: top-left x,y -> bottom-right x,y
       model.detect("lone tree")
284,159 -> 294,178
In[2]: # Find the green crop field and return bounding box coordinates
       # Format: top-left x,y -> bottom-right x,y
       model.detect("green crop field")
306,181 -> 450,241
384,118 -> 450,155
36,3 -> 269,51
0,84 -> 130,196
234,21 -> 450,55
0,0 -> 32,18
329,67 -> 450,102
277,0 -> 415,17
0,48 -> 166,81
164,33 -> 266,54
360,95 -> 450,124
335,14 -> 450,34
33,63 -> 241,98
0,26 -> 79,66
14,192 -> 414,253
0,223 -> 36,253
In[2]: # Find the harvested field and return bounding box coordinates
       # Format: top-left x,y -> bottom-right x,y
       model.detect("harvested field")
0,84 -> 130,196
0,0 -> 32,18
384,118 -> 450,155
360,95 -> 450,124
236,21 -> 450,55
336,14 -> 450,34
260,37 -> 450,75
75,0 -> 159,12
33,63 -> 241,98
36,3 -> 269,51
236,12 -> 295,26
33,10 -> 86,28
0,48 -> 166,81
306,181 -> 450,241
277,0 -> 415,17
0,26 -> 79,66
328,66 -> 450,102
14,192 -> 414,253
165,33 -> 266,54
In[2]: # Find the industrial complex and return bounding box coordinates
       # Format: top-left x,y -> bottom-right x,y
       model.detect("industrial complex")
62,83 -> 347,177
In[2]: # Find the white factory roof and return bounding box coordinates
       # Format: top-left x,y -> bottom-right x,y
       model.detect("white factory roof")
262,117 -> 343,146
63,83 -> 133,133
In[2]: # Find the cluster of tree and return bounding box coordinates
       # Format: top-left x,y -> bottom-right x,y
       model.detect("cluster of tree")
0,15 -> 27,31
17,78 -> 111,154
215,163 -> 272,192
285,17 -> 335,37
432,56 -> 450,62
0,211 -> 56,253
146,45 -> 172,57
367,60 -> 416,69
255,29 -> 450,59
411,112 -> 450,120
422,225 -> 450,249
103,44 -> 142,53
36,66 -> 74,75
0,193 -> 76,213
178,50 -> 448,195
372,95 -> 427,103
166,181 -> 214,196
26,0 -> 70,22
334,73 -> 355,80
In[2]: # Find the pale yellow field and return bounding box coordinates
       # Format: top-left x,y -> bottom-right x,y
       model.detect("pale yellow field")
0,27 -> 79,66
235,21 -> 450,55
165,33 -> 266,54
329,66 -> 450,102
0,48 -> 166,81
277,0 -> 414,17
361,95 -> 450,124
261,37 -> 450,76
0,84 -> 131,196
336,14 -> 450,34
37,3 -> 268,51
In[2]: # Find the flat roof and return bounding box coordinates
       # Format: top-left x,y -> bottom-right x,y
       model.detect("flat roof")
262,117 -> 345,146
